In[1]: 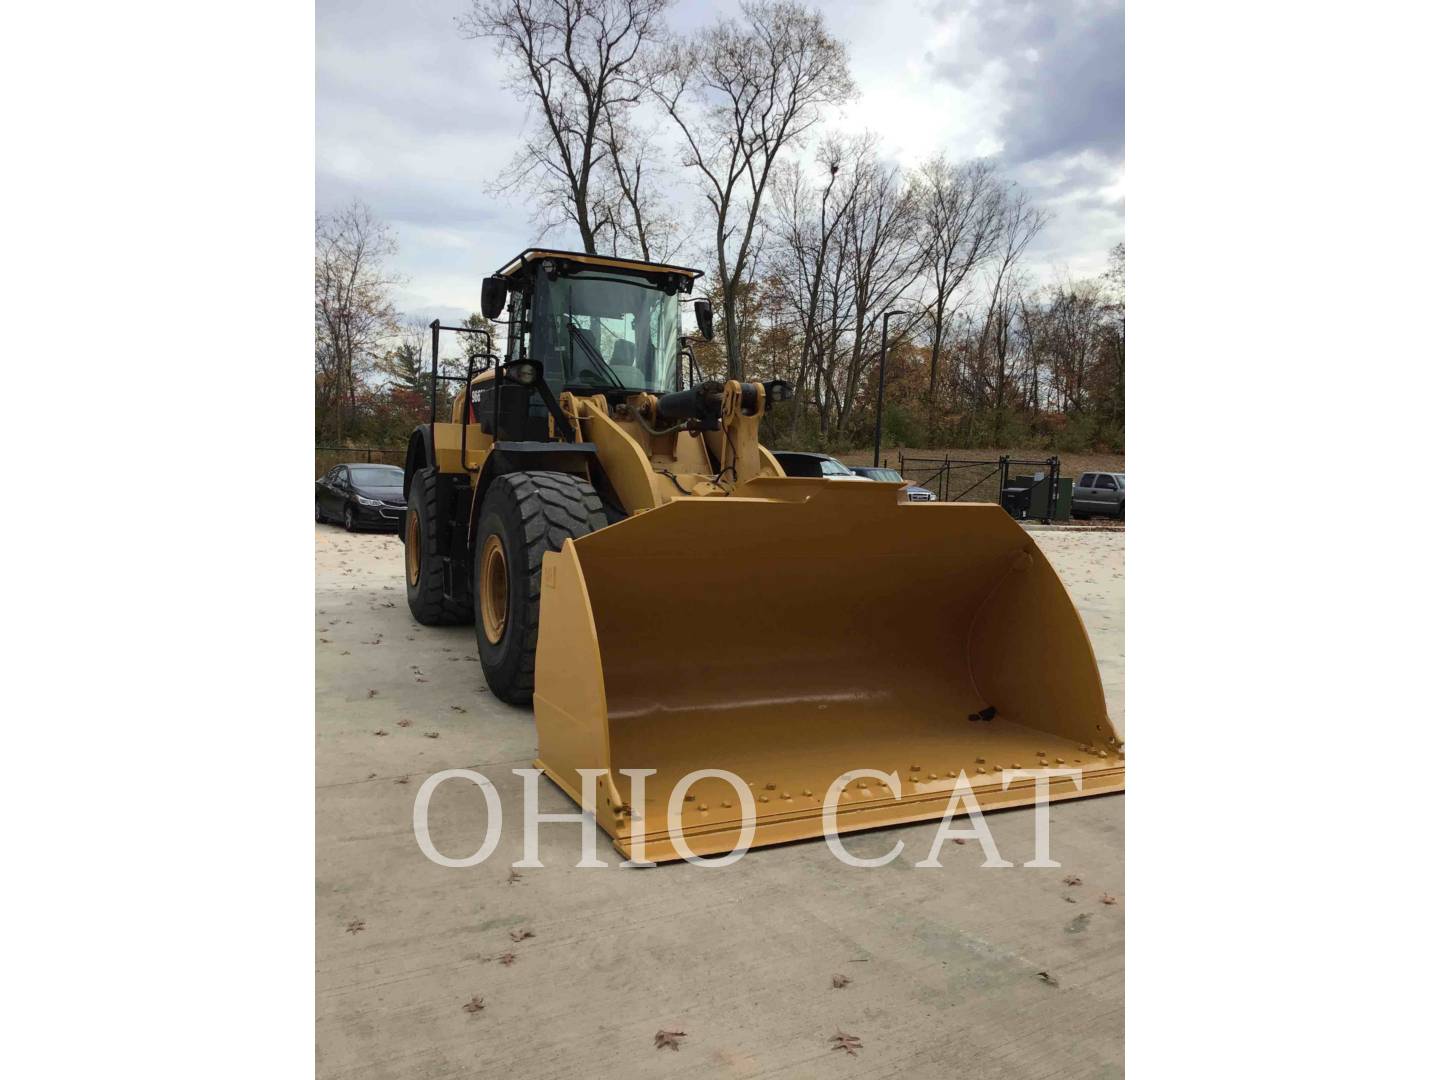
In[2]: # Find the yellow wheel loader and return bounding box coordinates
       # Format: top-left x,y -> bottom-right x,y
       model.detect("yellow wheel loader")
402,249 -> 1123,863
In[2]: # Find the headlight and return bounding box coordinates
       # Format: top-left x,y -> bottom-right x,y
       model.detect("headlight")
356,496 -> 383,507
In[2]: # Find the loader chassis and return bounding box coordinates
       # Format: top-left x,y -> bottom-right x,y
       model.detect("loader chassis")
402,247 -> 1125,862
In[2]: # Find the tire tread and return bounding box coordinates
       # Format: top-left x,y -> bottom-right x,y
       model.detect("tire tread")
406,467 -> 471,626
477,471 -> 606,703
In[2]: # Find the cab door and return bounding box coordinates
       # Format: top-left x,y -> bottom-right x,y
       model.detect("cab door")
1093,473 -> 1119,512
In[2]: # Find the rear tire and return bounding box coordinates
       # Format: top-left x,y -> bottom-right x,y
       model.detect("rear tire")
405,467 -> 471,626
475,471 -> 607,705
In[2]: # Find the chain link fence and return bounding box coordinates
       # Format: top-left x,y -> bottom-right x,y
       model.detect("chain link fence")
898,454 -> 1065,522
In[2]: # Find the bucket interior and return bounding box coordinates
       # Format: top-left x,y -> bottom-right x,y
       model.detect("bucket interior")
565,486 -> 1117,830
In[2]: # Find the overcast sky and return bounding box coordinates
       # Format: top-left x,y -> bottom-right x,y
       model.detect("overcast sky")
317,0 -> 1124,327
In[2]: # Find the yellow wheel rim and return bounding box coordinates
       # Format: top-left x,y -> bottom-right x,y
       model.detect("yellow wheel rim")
480,534 -> 508,645
405,510 -> 421,587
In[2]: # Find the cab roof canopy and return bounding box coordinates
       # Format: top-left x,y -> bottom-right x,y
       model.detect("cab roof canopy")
494,248 -> 704,289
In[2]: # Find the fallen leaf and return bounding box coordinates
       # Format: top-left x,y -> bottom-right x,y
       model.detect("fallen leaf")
1066,913 -> 1092,934
366,772 -> 377,779
372,730 -> 389,737
952,838 -> 967,845
451,705 -> 466,713
463,995 -> 485,1014
832,974 -> 851,989
367,689 -> 378,698
1101,893 -> 1118,906
423,731 -> 439,738
831,1031 -> 863,1056
345,919 -> 365,935
1063,895 -> 1078,903
1063,875 -> 1082,886
396,719 -> 412,728
654,1030 -> 686,1051
1037,971 -> 1059,987
393,776 -> 410,785
509,929 -> 535,943
498,952 -> 517,966
507,869 -> 522,885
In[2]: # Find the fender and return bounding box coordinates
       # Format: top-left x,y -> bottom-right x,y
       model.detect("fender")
402,426 -> 435,500
464,442 -> 601,547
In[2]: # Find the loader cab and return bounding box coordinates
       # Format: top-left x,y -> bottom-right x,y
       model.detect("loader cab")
486,250 -> 706,427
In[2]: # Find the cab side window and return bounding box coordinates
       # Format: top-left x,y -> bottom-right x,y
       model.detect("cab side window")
1078,473 -> 1096,488
1096,475 -> 1117,490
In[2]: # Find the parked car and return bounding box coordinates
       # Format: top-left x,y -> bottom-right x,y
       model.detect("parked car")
847,465 -> 939,502
769,451 -> 864,480
1072,471 -> 1125,520
316,463 -> 406,531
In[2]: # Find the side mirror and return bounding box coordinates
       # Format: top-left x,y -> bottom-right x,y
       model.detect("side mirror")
764,379 -> 793,405
481,276 -> 508,320
693,298 -> 714,341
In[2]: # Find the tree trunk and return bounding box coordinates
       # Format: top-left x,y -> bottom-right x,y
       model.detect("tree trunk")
722,289 -> 742,380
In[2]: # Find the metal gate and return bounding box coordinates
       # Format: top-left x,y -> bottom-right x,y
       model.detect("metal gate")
897,454 -> 1063,523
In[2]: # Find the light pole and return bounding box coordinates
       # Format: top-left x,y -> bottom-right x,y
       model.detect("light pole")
873,309 -> 906,467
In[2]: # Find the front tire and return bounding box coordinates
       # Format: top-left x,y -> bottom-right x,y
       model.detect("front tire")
475,471 -> 606,705
315,499 -> 324,524
405,466 -> 471,626
344,504 -> 357,532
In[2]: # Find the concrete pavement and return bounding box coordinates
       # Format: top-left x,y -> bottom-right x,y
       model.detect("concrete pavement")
316,525 -> 1124,1079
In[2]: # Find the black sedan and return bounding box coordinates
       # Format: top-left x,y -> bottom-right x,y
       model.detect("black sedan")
315,463 -> 406,532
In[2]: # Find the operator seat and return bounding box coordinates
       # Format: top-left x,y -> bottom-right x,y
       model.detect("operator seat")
607,338 -> 646,389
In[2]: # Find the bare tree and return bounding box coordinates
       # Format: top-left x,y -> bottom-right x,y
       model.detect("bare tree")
1025,276 -> 1105,415
652,0 -> 853,378
971,191 -> 1044,438
831,155 -> 925,436
599,105 -> 685,261
461,0 -> 672,254
768,135 -> 864,435
315,201 -> 401,443
915,156 -> 1005,399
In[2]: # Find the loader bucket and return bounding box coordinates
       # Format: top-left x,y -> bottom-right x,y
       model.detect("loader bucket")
532,480 -> 1123,863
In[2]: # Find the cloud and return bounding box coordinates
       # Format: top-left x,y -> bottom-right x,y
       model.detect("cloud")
316,0 -> 1125,314
926,0 -> 1124,168
918,0 -> 1126,278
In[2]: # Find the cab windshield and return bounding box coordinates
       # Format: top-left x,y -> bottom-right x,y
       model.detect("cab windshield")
531,270 -> 679,393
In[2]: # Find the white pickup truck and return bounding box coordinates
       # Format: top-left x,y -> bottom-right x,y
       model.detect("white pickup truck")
1072,471 -> 1125,520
